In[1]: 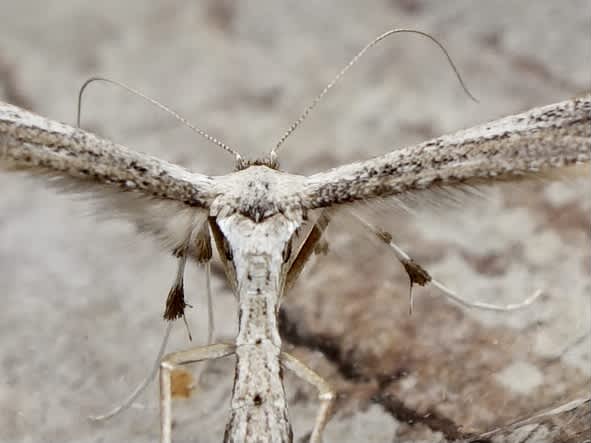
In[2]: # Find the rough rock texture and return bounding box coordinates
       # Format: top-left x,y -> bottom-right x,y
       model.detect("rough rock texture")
0,1 -> 588,442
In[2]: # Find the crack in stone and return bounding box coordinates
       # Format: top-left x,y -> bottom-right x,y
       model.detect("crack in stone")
279,306 -> 477,441
372,380 -> 477,442
278,307 -> 367,382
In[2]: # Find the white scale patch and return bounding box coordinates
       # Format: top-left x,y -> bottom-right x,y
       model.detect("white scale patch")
494,361 -> 544,395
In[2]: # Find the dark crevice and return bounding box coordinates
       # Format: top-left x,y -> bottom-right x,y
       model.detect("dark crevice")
373,383 -> 477,441
278,307 -> 366,381
279,307 -> 477,441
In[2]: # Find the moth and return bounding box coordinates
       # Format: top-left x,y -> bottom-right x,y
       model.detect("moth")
0,29 -> 589,443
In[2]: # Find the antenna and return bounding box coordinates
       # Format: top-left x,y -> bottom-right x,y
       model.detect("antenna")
270,28 -> 478,160
77,76 -> 243,162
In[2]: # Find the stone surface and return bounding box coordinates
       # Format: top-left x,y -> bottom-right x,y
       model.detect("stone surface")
0,1 -> 589,442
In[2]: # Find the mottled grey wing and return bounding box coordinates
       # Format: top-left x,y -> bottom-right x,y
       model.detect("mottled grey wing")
299,96 -> 590,210
0,101 -> 215,252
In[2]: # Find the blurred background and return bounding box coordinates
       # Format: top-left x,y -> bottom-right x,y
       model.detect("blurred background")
0,1 -> 589,442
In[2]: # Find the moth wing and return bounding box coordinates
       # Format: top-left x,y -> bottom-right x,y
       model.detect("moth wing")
0,102 -> 215,256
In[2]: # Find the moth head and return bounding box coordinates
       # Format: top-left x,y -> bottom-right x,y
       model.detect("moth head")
207,213 -> 304,297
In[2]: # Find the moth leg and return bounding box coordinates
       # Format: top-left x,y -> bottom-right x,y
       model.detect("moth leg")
160,343 -> 236,443
184,225 -> 218,401
165,221 -> 214,336
163,252 -> 194,339
89,252 -> 189,421
188,261 -> 220,395
88,321 -> 174,421
280,351 -> 335,443
285,210 -> 332,290
353,214 -> 543,312
188,222 -> 215,344
203,261 -> 215,345
91,223 -> 216,422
